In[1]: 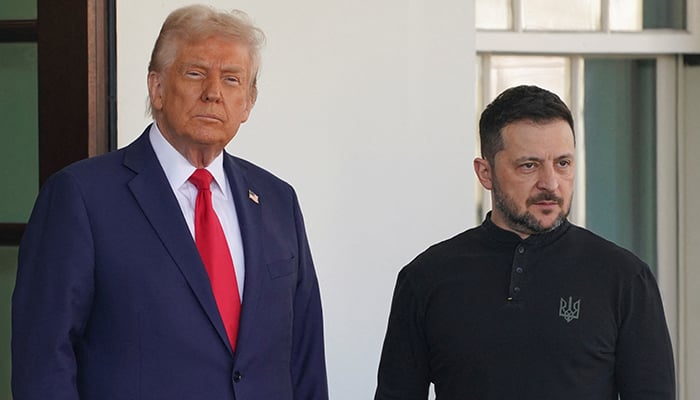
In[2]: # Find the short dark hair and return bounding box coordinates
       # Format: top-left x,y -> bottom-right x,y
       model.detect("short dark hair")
478,85 -> 575,163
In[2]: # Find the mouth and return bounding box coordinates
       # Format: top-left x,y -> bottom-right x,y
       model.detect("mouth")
528,194 -> 562,209
533,202 -> 559,214
194,114 -> 223,122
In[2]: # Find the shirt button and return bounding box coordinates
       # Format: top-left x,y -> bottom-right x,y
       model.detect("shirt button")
516,267 -> 524,274
513,286 -> 521,293
517,246 -> 525,254
233,371 -> 242,383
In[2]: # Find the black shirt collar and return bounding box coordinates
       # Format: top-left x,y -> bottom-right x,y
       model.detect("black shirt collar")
480,211 -> 571,248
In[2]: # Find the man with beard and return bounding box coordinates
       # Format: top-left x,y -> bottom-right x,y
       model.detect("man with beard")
374,85 -> 675,399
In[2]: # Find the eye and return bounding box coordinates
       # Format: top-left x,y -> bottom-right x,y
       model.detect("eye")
185,70 -> 204,79
518,161 -> 539,174
557,159 -> 572,168
224,75 -> 241,85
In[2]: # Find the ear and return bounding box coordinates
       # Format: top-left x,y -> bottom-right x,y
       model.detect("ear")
473,157 -> 494,190
240,96 -> 254,123
147,71 -> 164,111
240,84 -> 257,123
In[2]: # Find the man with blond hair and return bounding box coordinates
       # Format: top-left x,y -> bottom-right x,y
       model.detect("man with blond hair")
13,5 -> 329,399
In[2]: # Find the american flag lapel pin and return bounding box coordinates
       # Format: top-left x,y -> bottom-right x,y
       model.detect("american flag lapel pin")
248,189 -> 259,204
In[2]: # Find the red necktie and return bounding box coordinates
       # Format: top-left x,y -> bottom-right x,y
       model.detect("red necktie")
189,168 -> 241,350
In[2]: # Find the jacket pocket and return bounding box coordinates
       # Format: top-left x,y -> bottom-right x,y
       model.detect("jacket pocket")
267,256 -> 296,279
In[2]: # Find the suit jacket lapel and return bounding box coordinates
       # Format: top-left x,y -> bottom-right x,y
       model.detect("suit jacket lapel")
123,131 -> 233,352
223,154 -> 265,352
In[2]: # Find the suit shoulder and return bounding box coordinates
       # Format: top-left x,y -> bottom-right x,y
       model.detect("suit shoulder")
45,148 -> 128,188
64,148 -> 124,170
229,155 -> 293,190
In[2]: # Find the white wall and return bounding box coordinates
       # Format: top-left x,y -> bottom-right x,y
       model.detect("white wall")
117,2 -> 476,399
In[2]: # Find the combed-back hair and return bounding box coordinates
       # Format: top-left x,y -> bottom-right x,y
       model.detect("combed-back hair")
147,4 -> 265,117
478,85 -> 575,163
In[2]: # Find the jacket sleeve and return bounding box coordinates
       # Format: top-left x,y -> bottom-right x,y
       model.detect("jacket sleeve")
374,267 -> 431,400
12,171 -> 95,400
615,265 -> 676,399
289,189 -> 329,400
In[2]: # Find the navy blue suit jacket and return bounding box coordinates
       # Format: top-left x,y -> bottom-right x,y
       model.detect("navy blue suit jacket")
12,129 -> 329,400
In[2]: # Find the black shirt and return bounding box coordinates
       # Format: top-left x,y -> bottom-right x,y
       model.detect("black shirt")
375,216 -> 675,400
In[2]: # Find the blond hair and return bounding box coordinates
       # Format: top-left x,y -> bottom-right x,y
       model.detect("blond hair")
147,4 -> 265,117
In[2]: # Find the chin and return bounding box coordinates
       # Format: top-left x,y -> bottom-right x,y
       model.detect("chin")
192,132 -> 232,144
540,213 -> 568,229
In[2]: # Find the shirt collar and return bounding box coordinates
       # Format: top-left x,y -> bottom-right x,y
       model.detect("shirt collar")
148,123 -> 228,197
480,211 -> 570,248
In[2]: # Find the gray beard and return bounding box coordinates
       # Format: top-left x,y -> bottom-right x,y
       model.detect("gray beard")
492,180 -> 569,236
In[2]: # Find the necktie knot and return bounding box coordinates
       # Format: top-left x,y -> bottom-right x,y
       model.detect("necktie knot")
189,168 -> 214,191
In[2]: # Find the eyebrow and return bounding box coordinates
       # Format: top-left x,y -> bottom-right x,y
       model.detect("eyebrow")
179,62 -> 247,74
513,153 -> 575,163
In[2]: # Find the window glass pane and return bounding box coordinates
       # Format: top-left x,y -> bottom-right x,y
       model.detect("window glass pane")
523,0 -> 600,31
643,0 -> 685,29
584,58 -> 657,271
476,0 -> 511,30
480,55 -> 658,272
0,246 -> 17,400
488,56 -> 570,104
0,0 -> 36,19
478,56 -> 570,222
610,0 -> 686,31
0,43 -> 39,223
610,0 -> 643,31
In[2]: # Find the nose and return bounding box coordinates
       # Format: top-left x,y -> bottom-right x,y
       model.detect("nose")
536,164 -> 559,192
201,78 -> 222,103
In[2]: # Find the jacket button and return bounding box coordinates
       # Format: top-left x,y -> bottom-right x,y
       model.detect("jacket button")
233,371 -> 242,383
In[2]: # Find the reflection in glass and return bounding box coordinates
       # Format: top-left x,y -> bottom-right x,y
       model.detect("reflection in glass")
476,0 -> 685,32
0,43 -> 39,223
610,0 -> 643,31
584,58 -> 657,270
476,0 -> 511,30
523,0 -> 600,31
0,0 -> 36,19
488,56 -> 570,105
643,0 -> 686,29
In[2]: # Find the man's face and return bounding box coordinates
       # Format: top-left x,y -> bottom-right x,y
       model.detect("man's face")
148,35 -> 254,162
477,119 -> 575,238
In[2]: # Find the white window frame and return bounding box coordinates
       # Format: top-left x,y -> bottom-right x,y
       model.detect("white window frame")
476,1 -> 699,398
477,0 -> 700,55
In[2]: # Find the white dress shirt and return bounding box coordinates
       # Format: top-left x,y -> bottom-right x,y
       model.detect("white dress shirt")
148,123 -> 245,299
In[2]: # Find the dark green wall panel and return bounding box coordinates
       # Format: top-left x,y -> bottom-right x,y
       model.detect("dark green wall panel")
0,246 -> 17,400
0,43 -> 39,223
0,0 -> 36,20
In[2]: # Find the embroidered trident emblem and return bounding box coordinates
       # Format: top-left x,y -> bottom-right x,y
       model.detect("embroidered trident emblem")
559,296 -> 581,323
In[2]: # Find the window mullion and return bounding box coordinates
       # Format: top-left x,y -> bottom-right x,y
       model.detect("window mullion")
655,54 -> 680,372
512,0 -> 523,32
477,54 -> 493,222
600,0 -> 610,32
569,56 -> 586,227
